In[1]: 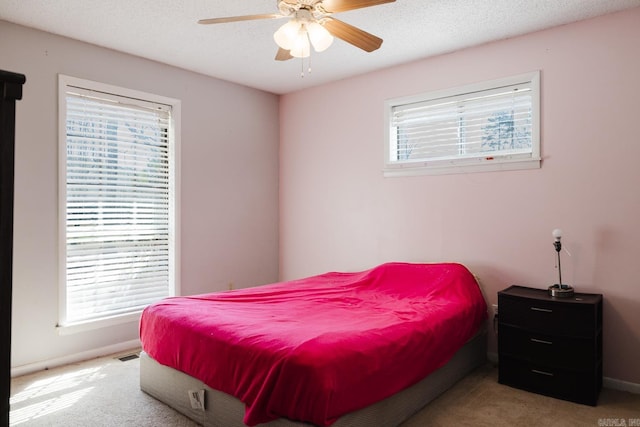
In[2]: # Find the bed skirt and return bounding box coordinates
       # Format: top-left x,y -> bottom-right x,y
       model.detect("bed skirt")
140,327 -> 487,427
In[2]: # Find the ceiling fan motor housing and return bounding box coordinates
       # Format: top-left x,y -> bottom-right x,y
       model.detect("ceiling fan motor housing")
278,0 -> 328,20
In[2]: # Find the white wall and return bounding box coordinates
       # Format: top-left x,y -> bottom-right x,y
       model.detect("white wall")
1,20 -> 280,369
279,8 -> 640,384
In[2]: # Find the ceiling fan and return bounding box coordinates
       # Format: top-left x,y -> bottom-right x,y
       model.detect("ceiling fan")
198,0 -> 396,61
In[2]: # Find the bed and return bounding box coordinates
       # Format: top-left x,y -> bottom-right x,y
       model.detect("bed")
139,262 -> 488,427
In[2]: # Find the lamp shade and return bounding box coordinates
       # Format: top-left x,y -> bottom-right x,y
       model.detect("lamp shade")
274,20 -> 301,50
307,22 -> 333,52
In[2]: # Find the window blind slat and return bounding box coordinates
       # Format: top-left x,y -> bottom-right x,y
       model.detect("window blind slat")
66,136 -> 170,154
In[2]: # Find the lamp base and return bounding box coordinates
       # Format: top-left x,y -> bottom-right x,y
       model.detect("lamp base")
548,284 -> 574,298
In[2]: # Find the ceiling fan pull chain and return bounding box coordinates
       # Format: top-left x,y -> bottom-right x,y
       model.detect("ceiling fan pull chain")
301,57 -> 305,78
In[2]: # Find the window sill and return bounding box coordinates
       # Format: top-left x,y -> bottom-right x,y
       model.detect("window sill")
57,311 -> 142,335
383,157 -> 541,177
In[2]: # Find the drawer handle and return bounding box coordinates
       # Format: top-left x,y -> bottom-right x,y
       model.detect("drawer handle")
530,307 -> 553,313
531,369 -> 554,377
530,338 -> 553,345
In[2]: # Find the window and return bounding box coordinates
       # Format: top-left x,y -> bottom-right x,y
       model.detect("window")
384,71 -> 540,176
58,75 -> 180,332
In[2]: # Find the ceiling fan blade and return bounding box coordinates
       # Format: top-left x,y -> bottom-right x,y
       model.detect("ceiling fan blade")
275,48 -> 294,61
320,0 -> 395,13
198,13 -> 283,25
322,18 -> 383,52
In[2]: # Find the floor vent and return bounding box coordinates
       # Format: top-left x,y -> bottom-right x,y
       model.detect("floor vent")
117,353 -> 140,362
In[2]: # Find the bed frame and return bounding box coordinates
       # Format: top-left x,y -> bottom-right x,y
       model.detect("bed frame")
140,326 -> 487,427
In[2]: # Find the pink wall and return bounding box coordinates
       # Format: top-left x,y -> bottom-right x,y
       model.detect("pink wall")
279,8 -> 640,384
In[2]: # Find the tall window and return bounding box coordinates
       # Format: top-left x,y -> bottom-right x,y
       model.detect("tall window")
58,75 -> 180,331
384,71 -> 540,176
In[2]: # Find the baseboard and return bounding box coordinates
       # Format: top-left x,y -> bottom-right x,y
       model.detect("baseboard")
604,377 -> 640,394
10,339 -> 141,378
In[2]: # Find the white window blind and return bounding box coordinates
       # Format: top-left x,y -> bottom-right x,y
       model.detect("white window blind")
59,76 -> 179,328
384,71 -> 540,176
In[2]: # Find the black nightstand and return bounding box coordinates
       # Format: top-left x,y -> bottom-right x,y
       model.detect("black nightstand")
498,285 -> 603,405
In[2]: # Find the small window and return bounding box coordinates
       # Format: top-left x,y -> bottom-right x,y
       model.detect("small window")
384,71 -> 540,176
58,75 -> 180,332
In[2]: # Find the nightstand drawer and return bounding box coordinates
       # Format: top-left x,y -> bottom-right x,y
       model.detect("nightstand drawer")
499,325 -> 596,371
499,356 -> 599,406
499,294 -> 596,337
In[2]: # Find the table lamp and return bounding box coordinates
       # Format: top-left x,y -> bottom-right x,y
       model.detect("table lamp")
548,228 -> 575,297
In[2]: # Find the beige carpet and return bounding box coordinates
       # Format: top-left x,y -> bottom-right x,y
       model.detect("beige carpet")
401,364 -> 640,427
10,350 -> 640,426
10,350 -> 196,427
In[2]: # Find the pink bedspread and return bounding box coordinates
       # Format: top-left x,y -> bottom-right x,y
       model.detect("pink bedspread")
139,262 -> 487,426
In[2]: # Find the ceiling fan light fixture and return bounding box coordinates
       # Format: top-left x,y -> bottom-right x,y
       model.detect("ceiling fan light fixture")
274,19 -> 333,58
307,22 -> 333,52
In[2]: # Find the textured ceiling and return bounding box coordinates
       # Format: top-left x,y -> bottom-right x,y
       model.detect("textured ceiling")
1,0 -> 639,94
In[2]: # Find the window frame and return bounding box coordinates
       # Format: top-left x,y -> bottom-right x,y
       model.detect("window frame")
383,71 -> 541,177
57,75 -> 181,334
